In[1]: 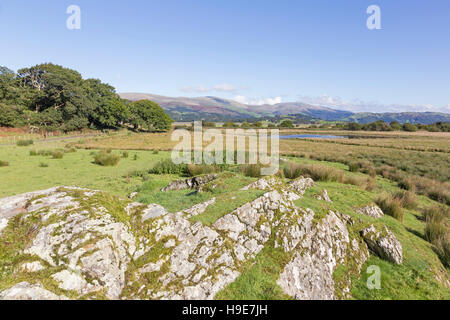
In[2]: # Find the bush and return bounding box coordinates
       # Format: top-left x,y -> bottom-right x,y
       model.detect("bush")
52,150 -> 65,159
122,151 -> 129,158
152,150 -> 159,154
17,139 -> 33,146
93,151 -> 120,166
29,150 -> 37,156
150,159 -> 187,175
0,160 -> 9,167
39,162 -> 49,168
423,206 -> 449,266
376,194 -> 404,221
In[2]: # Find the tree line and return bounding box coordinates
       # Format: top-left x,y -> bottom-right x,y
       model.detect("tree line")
0,64 -> 172,132
338,120 -> 450,132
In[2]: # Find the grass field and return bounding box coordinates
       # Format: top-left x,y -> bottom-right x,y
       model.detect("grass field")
0,128 -> 448,299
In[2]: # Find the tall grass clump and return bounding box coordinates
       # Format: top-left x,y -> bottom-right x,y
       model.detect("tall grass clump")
375,193 -> 404,221
422,205 -> 449,266
186,164 -> 222,176
241,164 -> 262,178
122,151 -> 129,158
394,190 -> 418,209
93,151 -> 120,166
0,160 -> 9,167
149,159 -> 187,174
283,162 -> 343,182
52,150 -> 65,159
283,162 -> 303,179
16,139 -> 33,146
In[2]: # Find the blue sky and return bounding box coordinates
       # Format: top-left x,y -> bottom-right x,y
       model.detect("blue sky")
0,0 -> 449,113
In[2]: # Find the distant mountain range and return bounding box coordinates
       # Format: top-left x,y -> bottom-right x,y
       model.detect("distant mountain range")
119,93 -> 450,124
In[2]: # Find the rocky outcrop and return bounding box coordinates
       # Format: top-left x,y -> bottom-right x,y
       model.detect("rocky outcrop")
289,177 -> 316,195
0,282 -> 68,300
361,225 -> 403,264
276,211 -> 369,300
0,177 -> 401,300
315,189 -> 332,202
161,174 -> 217,192
356,205 -> 384,219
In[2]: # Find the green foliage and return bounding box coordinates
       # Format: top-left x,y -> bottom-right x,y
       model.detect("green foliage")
39,162 -> 49,168
278,119 -> 294,128
128,100 -> 173,132
0,64 -> 172,132
150,159 -> 187,175
93,151 -> 120,166
16,139 -> 33,146
403,123 -> 418,132
223,121 -> 237,128
0,160 -> 9,167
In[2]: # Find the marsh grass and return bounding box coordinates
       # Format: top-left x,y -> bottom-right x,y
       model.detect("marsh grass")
422,206 -> 449,266
376,193 -> 404,221
241,164 -> 262,178
93,151 -> 120,166
51,150 -> 65,159
16,139 -> 33,146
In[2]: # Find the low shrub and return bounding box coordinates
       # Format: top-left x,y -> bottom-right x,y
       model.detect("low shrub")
17,139 -> 33,146
152,150 -> 159,154
39,162 -> 49,168
122,151 -> 129,158
93,151 -> 120,166
0,160 -> 9,167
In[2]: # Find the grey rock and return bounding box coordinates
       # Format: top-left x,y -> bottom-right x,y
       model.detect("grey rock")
356,205 -> 384,219
142,204 -> 168,221
361,225 -> 403,264
162,174 -> 217,192
0,282 -> 68,300
20,261 -> 45,273
316,189 -> 332,202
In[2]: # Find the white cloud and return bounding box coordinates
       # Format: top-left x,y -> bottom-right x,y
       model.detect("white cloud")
297,94 -> 450,113
234,95 -> 282,105
213,83 -> 237,92
180,85 -> 210,93
181,83 -> 239,94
